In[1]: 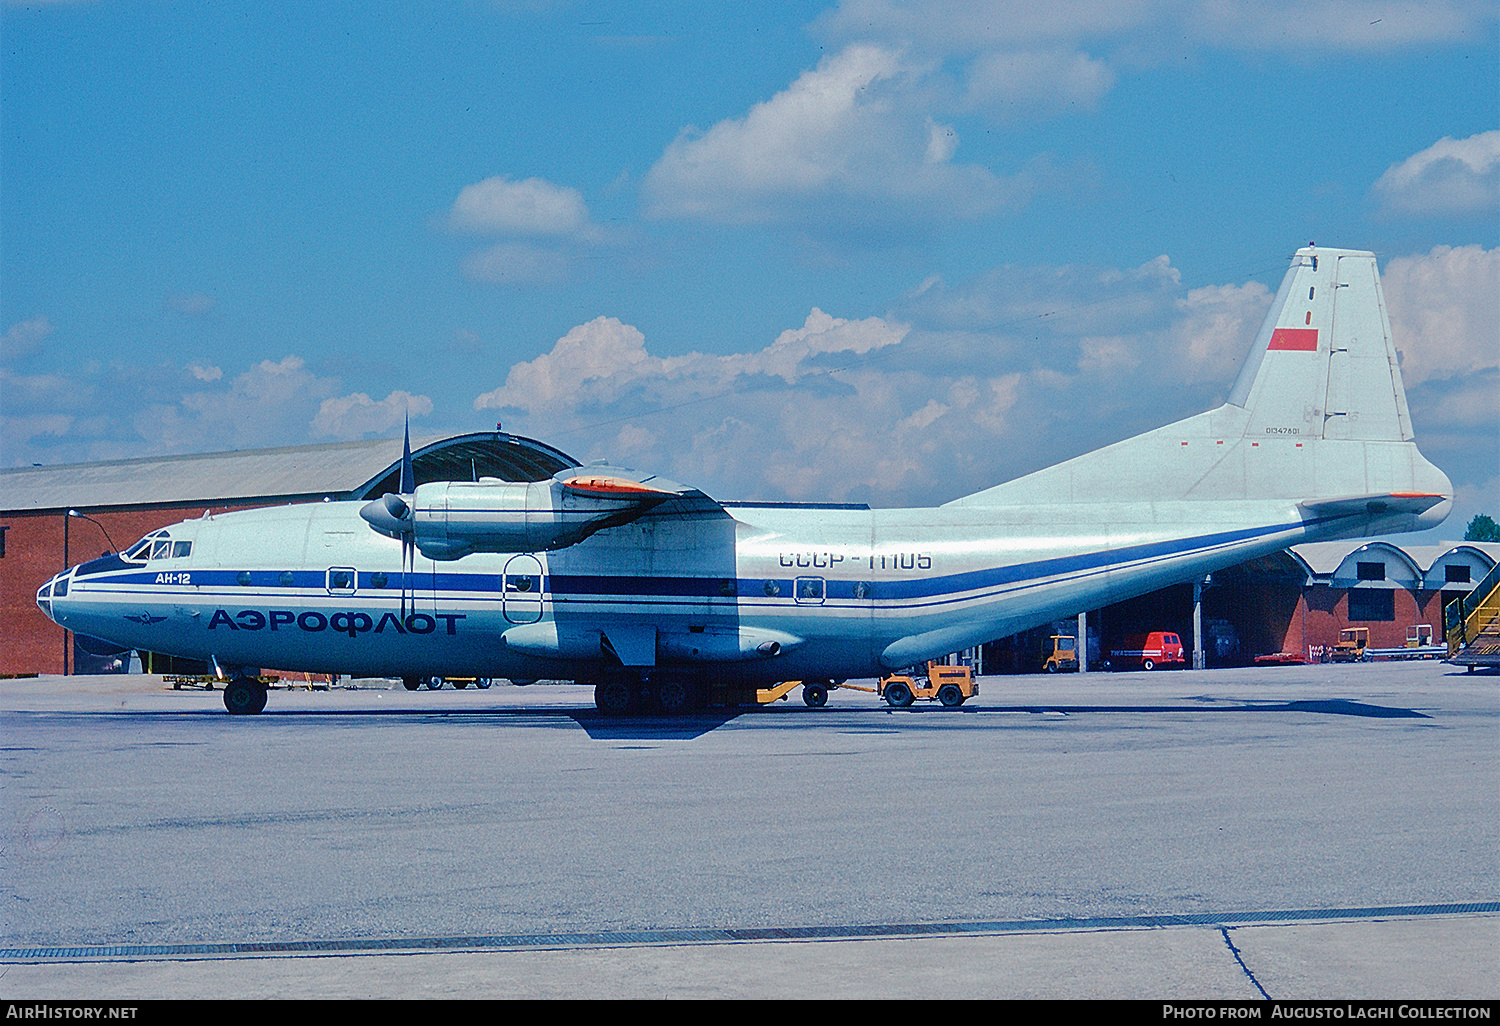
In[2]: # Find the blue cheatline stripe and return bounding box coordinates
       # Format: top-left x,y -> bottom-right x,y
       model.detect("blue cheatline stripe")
70,513 -> 1349,607
3,902 -> 1494,961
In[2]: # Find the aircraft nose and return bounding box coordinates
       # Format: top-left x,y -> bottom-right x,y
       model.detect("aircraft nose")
36,570 -> 71,624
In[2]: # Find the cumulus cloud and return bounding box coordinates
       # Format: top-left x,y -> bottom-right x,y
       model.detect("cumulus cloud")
448,176 -> 591,236
1372,131 -> 1500,217
643,44 -> 1032,226
1171,280 -> 1275,381
476,317 -> 660,413
135,355 -> 341,452
1404,368 -> 1499,508
312,390 -> 435,440
470,256 -> 1293,505
1184,0 -> 1491,51
475,309 -> 910,416
1382,244 -> 1500,385
2,316 -> 55,361
2,353 -> 433,466
643,4 -> 1495,231
961,49 -> 1115,120
446,174 -> 610,284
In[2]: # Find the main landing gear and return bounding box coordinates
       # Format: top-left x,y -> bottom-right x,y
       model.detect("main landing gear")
593,680 -> 707,716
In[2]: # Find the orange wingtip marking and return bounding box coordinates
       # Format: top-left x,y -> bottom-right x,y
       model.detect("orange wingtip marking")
1389,492 -> 1446,499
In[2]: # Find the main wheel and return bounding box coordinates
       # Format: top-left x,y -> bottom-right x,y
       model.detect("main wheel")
656,681 -> 694,716
595,681 -> 632,715
803,683 -> 829,708
938,683 -> 963,707
425,676 -> 444,690
475,678 -> 492,689
884,681 -> 914,708
223,677 -> 266,715
402,676 -> 421,691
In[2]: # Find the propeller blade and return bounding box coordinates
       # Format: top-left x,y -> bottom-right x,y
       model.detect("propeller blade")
400,414 -> 414,495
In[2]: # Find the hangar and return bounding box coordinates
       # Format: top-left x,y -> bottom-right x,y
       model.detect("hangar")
0,432 -> 577,676
2,432 -> 1493,677
978,538 -> 1498,673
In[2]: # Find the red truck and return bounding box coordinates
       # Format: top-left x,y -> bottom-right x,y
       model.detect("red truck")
1108,632 -> 1186,670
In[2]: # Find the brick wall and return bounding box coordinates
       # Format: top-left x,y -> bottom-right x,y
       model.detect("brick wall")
0,503 -> 268,675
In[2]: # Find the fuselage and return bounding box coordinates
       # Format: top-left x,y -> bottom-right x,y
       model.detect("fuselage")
37,490 -> 1425,685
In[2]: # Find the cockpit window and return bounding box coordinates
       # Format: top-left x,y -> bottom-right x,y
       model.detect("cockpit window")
172,541 -> 192,558
123,530 -> 169,562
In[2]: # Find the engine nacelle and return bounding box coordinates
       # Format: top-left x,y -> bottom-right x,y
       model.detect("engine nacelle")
360,467 -> 692,559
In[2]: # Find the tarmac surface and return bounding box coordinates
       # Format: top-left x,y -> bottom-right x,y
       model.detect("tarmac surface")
1,660 -> 1495,999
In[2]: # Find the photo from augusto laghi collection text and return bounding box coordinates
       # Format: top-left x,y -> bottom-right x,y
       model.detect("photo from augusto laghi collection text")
1161,1004 -> 1494,1020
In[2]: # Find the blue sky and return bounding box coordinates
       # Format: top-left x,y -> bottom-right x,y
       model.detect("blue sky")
3,0 -> 1497,534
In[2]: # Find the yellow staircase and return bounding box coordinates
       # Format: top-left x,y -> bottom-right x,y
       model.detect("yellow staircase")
1446,562 -> 1500,671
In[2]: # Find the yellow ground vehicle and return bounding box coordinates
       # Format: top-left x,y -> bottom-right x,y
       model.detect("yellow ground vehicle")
878,662 -> 979,708
1405,624 -> 1434,648
1323,627 -> 1369,663
1043,635 -> 1079,673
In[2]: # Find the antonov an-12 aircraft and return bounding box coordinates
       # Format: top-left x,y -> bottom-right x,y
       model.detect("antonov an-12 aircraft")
38,247 -> 1452,714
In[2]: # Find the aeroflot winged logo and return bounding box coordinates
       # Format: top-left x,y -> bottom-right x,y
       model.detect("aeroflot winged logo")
123,611 -> 166,625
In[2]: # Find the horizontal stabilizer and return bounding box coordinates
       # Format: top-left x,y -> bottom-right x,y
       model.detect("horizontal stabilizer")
1298,492 -> 1448,520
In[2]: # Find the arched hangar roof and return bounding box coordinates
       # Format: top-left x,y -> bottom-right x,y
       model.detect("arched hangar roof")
357,433 -> 578,499
1290,539 -> 1500,590
0,432 -> 579,514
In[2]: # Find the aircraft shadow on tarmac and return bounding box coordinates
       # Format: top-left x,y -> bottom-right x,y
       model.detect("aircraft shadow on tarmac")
30,695 -> 1427,741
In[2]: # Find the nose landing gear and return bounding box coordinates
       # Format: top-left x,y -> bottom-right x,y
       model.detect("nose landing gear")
223,676 -> 268,715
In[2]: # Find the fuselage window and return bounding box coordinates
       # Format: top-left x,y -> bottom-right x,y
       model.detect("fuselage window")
795,576 -> 825,604
327,567 -> 357,593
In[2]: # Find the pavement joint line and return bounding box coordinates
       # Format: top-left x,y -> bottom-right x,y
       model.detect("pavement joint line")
4,902 -> 1496,963
1219,926 -> 1272,1000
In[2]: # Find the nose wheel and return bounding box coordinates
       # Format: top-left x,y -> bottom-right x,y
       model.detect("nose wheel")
223,677 -> 267,715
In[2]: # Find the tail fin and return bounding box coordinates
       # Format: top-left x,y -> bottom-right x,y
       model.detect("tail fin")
1227,246 -> 1414,442
952,245 -> 1451,525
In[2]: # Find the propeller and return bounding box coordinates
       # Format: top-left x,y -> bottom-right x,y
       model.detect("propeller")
359,416 -> 418,620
